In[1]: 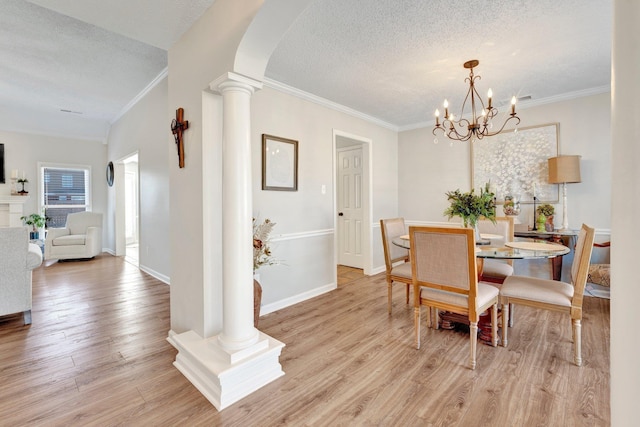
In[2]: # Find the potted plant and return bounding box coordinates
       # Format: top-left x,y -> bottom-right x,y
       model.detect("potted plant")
252,217 -> 279,327
536,203 -> 555,232
444,183 -> 496,237
21,213 -> 48,239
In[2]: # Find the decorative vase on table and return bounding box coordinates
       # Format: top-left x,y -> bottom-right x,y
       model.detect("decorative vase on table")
545,215 -> 554,232
536,213 -> 547,232
503,194 -> 521,216
253,275 -> 262,328
443,183 -> 496,240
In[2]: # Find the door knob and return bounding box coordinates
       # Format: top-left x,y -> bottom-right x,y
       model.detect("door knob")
338,212 -> 344,216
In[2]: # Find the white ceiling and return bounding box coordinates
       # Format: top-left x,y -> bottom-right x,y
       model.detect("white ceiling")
0,0 -> 611,141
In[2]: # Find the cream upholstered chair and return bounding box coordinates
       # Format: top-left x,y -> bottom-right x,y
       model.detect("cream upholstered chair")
380,218 -> 412,314
0,227 -> 43,325
45,211 -> 103,260
410,226 -> 499,370
500,223 -> 595,366
477,216 -> 515,284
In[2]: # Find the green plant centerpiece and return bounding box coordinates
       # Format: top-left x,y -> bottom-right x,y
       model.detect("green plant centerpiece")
444,183 -> 496,232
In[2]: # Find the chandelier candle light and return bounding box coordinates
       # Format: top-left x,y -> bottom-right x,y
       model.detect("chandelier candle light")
433,60 -> 520,143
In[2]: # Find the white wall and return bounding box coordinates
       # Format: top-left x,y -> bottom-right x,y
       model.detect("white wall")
398,92 -> 612,235
251,87 -> 398,308
0,130 -> 107,234
106,77 -> 170,281
168,0 -> 264,337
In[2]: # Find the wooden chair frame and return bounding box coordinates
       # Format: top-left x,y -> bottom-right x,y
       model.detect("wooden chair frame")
500,223 -> 595,366
380,218 -> 412,314
410,226 -> 498,370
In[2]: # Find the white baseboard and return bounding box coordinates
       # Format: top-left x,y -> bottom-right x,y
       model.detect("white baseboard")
260,282 -> 336,316
370,265 -> 386,275
140,264 -> 170,284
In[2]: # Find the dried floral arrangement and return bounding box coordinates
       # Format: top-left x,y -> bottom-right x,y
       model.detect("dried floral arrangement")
253,217 -> 279,272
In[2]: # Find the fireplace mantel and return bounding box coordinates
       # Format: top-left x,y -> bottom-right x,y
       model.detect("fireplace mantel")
0,196 -> 29,227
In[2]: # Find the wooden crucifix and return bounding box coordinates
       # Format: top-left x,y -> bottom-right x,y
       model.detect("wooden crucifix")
171,108 -> 189,168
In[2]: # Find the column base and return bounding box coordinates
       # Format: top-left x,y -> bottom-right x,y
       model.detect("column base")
169,330 -> 285,411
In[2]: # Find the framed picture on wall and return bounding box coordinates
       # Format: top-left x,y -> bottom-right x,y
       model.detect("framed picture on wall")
471,123 -> 560,203
262,134 -> 298,191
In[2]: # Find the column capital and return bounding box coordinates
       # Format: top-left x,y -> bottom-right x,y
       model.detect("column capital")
209,72 -> 263,95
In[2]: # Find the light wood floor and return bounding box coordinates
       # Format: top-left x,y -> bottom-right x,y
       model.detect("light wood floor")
0,255 -> 610,426
337,264 -> 364,286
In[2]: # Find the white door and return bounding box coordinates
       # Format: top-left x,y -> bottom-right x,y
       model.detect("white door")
337,146 -> 364,268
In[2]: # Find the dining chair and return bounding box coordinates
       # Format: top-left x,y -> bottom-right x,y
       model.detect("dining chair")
477,216 -> 515,284
380,218 -> 412,314
478,216 -> 515,327
499,223 -> 595,366
410,226 -> 499,370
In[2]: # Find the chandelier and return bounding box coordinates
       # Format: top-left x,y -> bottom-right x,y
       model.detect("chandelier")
432,60 -> 520,143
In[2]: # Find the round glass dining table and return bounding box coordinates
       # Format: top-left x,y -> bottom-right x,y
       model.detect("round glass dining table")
392,235 -> 570,281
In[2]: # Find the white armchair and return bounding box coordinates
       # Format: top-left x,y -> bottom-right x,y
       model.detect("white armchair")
0,227 -> 43,324
45,212 -> 103,260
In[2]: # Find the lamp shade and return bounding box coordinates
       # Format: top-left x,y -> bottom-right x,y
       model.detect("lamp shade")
548,155 -> 581,184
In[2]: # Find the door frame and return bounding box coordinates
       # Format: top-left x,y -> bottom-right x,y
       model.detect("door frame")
115,151 -> 139,265
333,129 -> 373,276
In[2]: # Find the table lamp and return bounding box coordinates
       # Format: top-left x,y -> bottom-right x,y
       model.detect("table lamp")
548,155 -> 581,231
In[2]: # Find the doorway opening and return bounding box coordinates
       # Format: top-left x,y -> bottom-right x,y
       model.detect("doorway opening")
116,153 -> 139,267
334,130 -> 372,283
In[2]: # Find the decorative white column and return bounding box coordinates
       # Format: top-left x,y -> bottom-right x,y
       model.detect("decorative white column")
216,76 -> 260,351
611,0 -> 640,422
169,72 -> 284,411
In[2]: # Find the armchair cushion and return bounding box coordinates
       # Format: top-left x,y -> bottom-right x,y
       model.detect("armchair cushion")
52,234 -> 86,246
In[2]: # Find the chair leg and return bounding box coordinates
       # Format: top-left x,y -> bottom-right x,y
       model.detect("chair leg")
491,304 -> 498,347
405,284 -> 410,305
387,280 -> 393,315
23,310 -> 32,325
501,303 -> 509,347
414,306 -> 421,349
469,321 -> 478,370
508,303 -> 514,327
573,319 -> 582,366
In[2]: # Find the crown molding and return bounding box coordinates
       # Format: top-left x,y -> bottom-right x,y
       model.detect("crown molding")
110,67 -> 169,126
0,125 -> 106,143
263,78 -> 398,132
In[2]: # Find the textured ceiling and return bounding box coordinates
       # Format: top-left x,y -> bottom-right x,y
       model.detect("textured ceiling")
0,0 -> 611,141
0,0 -> 210,141
266,0 -> 612,129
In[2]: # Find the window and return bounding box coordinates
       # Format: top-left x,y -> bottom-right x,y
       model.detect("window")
39,164 -> 91,228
